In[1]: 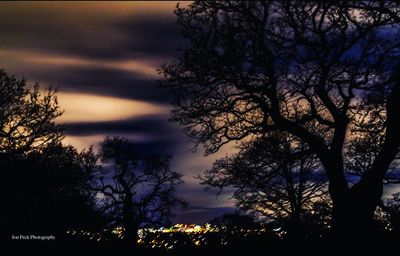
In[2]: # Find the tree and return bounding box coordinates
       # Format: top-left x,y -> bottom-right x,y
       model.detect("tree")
160,1 -> 400,237
0,70 -> 63,156
93,136 -> 186,245
0,143 -> 104,238
0,70 -> 105,239
200,132 -> 329,238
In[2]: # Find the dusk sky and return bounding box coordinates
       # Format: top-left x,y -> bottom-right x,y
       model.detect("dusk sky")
0,1 -> 236,223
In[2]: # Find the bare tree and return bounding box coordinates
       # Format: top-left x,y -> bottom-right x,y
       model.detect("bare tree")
0,70 -> 63,155
200,132 -> 328,238
160,1 -> 400,237
93,136 -> 186,245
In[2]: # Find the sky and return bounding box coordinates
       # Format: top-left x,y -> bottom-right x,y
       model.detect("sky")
0,1 -> 236,224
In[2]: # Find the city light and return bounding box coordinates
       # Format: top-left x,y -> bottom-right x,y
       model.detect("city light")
66,223 -> 273,250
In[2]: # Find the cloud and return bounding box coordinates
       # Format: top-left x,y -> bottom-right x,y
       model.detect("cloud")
0,1 -> 184,105
63,116 -> 184,155
0,59 -> 172,104
177,183 -> 236,208
63,116 -> 175,136
51,67 -> 172,104
0,2 -> 184,61
57,92 -> 170,123
0,1 -> 238,223
383,184 -> 400,198
21,50 -> 158,78
112,14 -> 185,59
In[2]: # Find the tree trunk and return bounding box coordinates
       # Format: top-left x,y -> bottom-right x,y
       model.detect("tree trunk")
330,179 -> 384,240
124,221 -> 139,246
122,195 -> 139,247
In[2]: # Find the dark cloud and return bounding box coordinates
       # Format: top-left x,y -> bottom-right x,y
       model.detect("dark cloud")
0,3 -> 183,61
7,65 -> 171,104
0,12 -> 123,60
53,67 -> 172,104
64,116 -> 175,136
64,116 -> 184,155
0,2 -> 181,104
113,15 -> 185,59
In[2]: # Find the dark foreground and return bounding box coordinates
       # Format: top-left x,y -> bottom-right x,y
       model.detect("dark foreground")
6,235 -> 400,255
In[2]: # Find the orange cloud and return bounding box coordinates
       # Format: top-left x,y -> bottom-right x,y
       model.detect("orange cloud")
57,92 -> 169,123
0,49 -> 159,79
0,1 -> 189,19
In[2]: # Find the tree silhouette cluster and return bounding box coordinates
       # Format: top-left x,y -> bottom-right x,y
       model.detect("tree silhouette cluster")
2,0 -> 400,249
0,71 -> 185,246
0,71 -> 103,238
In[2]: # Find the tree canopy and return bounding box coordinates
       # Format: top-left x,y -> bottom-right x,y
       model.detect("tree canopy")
93,136 -> 187,244
201,132 -> 328,229
0,70 -> 63,156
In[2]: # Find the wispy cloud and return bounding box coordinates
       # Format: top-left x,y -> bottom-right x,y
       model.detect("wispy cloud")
0,49 -> 159,79
57,92 -> 169,123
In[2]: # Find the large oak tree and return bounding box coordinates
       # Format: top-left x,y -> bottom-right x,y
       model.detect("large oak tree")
160,1 -> 400,237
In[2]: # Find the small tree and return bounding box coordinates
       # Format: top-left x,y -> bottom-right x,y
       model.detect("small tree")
201,132 -> 328,238
94,136 -> 186,245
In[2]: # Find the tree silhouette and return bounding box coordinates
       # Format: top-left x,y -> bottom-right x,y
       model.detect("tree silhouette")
346,110 -> 400,185
200,132 -> 329,238
160,1 -> 400,237
0,143 -> 104,239
0,71 -> 104,240
93,136 -> 186,245
0,70 -> 63,156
